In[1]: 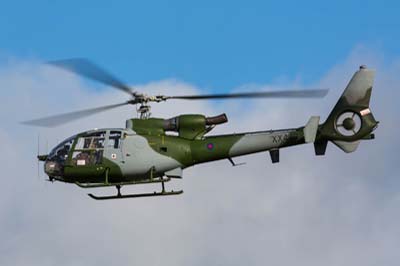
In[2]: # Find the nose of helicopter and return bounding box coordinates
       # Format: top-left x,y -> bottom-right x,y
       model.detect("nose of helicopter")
40,135 -> 75,180
43,160 -> 64,179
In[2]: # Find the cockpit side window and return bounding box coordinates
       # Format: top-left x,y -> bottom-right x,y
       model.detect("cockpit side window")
75,132 -> 106,150
108,131 -> 122,149
72,131 -> 106,166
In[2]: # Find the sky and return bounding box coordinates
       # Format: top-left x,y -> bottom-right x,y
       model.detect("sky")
1,0 -> 400,88
0,2 -> 400,266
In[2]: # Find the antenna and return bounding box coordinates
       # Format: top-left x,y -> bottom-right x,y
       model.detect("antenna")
37,133 -> 40,180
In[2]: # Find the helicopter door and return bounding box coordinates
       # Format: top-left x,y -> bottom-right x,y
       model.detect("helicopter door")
69,131 -> 106,181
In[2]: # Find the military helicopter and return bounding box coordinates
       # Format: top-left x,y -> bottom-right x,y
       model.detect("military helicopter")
24,59 -> 378,200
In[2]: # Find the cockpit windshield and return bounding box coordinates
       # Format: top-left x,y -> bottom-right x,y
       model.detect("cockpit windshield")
48,135 -> 76,163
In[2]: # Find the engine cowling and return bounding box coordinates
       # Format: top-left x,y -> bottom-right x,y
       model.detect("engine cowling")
164,113 -> 227,139
126,113 -> 228,139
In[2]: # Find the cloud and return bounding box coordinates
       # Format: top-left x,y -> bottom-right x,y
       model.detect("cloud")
0,47 -> 399,266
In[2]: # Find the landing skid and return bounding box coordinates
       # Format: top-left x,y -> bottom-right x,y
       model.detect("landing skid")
75,177 -> 172,188
87,181 -> 183,200
88,190 -> 183,200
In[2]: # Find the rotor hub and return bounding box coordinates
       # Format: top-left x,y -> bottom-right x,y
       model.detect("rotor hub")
342,117 -> 355,130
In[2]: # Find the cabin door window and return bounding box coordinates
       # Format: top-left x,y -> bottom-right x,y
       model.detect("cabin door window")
72,131 -> 106,166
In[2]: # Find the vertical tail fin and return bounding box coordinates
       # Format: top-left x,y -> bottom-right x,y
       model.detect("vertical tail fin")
316,65 -> 378,154
304,116 -> 320,143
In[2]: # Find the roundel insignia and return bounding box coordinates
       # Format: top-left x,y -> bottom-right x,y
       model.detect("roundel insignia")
111,153 -> 117,159
206,143 -> 214,150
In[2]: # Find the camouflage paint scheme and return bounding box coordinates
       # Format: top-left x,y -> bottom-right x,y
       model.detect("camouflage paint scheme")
43,66 -> 378,189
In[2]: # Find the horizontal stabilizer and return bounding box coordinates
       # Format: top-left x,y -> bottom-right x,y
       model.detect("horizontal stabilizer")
304,116 -> 320,143
332,140 -> 360,153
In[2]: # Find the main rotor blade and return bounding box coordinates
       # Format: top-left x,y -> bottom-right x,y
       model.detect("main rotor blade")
48,58 -> 135,96
168,89 -> 329,100
21,102 -> 129,127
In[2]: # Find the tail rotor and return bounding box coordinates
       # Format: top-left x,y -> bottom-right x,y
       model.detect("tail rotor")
315,65 -> 378,154
334,111 -> 362,137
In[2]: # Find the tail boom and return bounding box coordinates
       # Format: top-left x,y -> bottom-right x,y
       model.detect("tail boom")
189,66 -> 378,166
190,127 -> 308,165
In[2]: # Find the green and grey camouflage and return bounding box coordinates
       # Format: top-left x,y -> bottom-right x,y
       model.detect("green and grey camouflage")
39,66 -> 378,199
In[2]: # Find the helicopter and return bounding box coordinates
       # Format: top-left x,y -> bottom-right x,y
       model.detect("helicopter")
24,59 -> 378,200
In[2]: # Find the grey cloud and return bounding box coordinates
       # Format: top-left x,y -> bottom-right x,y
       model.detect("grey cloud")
0,48 -> 399,266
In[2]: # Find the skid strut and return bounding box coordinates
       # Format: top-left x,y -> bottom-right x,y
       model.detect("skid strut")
88,179 -> 183,200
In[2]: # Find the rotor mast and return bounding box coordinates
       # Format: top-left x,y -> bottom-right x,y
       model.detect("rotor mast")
129,94 -> 168,119
138,104 -> 151,119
